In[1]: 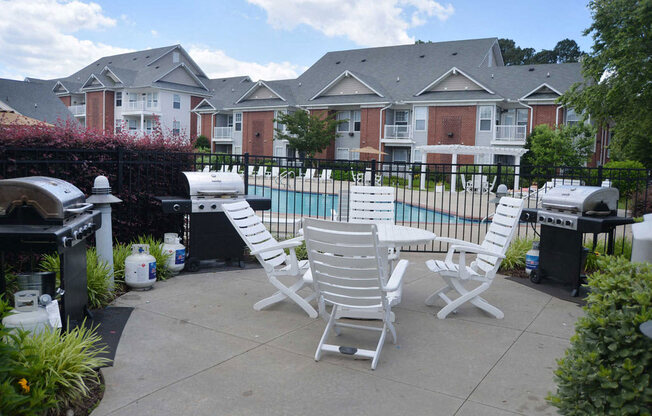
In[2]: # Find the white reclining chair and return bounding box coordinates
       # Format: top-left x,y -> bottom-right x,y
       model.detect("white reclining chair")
223,201 -> 317,318
303,218 -> 408,370
425,197 -> 524,319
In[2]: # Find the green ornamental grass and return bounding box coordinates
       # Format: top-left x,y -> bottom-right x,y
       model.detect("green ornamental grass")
133,235 -> 172,281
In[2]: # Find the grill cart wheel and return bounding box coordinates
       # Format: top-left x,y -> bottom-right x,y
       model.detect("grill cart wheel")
186,257 -> 200,272
530,269 -> 543,284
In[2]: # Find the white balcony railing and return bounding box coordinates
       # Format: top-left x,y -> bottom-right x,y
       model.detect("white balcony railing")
213,127 -> 233,139
68,104 -> 86,116
494,125 -> 527,143
124,100 -> 161,112
384,124 -> 412,139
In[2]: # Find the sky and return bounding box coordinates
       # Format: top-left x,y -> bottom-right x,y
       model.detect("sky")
0,0 -> 595,81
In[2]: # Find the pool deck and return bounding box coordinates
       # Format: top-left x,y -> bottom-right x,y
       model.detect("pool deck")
92,252 -> 583,416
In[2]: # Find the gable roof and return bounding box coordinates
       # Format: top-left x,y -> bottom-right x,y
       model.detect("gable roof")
0,78 -> 77,124
153,63 -> 208,91
520,82 -> 563,100
310,70 -> 384,100
416,66 -> 494,96
81,73 -> 105,90
236,80 -> 286,103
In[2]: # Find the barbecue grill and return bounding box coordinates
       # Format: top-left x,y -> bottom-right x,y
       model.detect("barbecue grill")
521,185 -> 633,296
0,176 -> 101,327
154,170 -> 270,271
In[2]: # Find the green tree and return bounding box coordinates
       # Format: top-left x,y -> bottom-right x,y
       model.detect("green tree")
530,49 -> 558,64
499,38 -> 583,65
553,38 -> 583,63
560,0 -> 652,167
274,111 -> 344,158
524,124 -> 595,180
498,38 -> 535,65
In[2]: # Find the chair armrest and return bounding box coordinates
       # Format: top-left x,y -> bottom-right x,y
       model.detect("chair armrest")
435,237 -> 484,250
383,259 -> 409,292
250,236 -> 304,255
450,244 -> 505,259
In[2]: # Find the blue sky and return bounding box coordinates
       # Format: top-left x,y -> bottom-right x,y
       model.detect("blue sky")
0,0 -> 594,81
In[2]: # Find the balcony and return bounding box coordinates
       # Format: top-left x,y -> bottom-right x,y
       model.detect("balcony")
68,104 -> 86,117
382,125 -> 413,145
122,100 -> 161,114
492,125 -> 527,145
213,126 -> 233,142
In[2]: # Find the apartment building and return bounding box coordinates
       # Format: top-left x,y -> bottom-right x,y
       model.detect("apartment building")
0,78 -> 77,125
196,38 -> 589,165
49,45 -> 211,140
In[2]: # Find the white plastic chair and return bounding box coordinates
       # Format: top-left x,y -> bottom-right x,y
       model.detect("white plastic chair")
303,218 -> 408,370
303,168 -> 316,181
348,186 -> 400,268
319,169 -> 332,182
246,165 -> 255,177
266,166 -> 280,179
425,197 -> 524,319
223,201 -> 317,318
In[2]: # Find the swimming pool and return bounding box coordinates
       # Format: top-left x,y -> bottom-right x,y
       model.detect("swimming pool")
250,186 -> 473,223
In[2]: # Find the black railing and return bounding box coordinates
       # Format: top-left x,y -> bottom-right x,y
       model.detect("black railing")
1,147 -> 650,254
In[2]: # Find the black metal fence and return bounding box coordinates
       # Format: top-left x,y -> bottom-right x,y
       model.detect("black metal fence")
1,147 -> 650,253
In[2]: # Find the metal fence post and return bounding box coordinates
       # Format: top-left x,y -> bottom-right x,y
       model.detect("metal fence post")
243,152 -> 249,195
116,146 -> 124,193
496,162 -> 502,188
597,165 -> 603,186
371,159 -> 377,186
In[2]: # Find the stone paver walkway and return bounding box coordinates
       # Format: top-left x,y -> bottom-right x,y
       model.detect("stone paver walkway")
92,253 -> 583,416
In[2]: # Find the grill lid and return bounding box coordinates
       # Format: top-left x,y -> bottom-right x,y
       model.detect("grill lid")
0,176 -> 89,220
541,186 -> 619,214
181,171 -> 244,197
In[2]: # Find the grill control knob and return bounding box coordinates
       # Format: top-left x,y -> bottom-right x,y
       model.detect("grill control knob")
565,220 -> 572,226
547,218 -> 553,223
173,204 -> 180,212
211,204 -> 217,210
198,204 -> 205,210
62,237 -> 73,247
73,230 -> 80,240
556,219 -> 562,225
538,216 -> 544,222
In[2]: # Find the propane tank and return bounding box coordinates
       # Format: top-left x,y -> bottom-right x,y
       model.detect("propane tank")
162,233 -> 185,275
525,241 -> 540,275
125,244 -> 157,289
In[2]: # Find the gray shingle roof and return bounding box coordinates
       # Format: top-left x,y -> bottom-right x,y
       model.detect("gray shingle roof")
0,78 -> 77,124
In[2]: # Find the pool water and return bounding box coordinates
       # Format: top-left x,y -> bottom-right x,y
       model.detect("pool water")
250,186 -> 472,223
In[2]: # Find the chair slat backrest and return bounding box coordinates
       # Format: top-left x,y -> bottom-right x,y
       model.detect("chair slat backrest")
348,186 -> 395,224
473,197 -> 524,275
303,218 -> 387,309
223,200 -> 287,269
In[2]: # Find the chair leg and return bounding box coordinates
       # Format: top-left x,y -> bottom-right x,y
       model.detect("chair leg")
255,277 -> 318,318
316,305 -> 338,362
425,284 -> 452,306
436,281 -> 490,319
470,296 -> 504,319
371,324 -> 388,370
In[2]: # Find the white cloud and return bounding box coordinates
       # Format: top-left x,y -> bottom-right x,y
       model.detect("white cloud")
248,0 -> 454,46
189,46 -> 304,81
151,29 -> 158,36
0,0 -> 131,79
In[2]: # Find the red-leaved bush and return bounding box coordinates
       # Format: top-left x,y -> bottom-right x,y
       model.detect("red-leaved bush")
0,120 -> 195,242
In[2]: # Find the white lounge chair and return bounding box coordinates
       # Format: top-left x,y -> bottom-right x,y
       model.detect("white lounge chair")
319,169 -> 332,182
303,168 -> 316,181
223,201 -> 317,318
245,165 -> 255,178
303,218 -> 408,370
265,166 -> 280,179
424,197 -> 524,319
465,175 -> 497,194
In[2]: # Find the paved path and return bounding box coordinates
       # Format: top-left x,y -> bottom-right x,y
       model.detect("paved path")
92,253 -> 582,416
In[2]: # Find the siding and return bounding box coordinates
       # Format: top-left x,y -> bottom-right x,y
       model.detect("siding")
159,67 -> 200,87
430,73 -> 481,92
246,85 -> 278,100
323,76 -> 374,96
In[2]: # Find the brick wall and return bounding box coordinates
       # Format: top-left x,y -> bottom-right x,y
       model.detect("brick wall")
427,106 -> 476,164
359,107 -> 381,161
531,105 -> 561,129
85,91 -> 104,131
310,109 -> 335,159
104,91 -> 114,132
59,96 -> 71,106
190,96 -> 202,139
242,111 -> 274,156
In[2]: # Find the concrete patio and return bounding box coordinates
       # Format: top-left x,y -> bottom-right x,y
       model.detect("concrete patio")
92,253 -> 583,416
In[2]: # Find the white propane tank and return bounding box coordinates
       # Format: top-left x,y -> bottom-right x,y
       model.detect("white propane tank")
162,233 -> 185,275
125,244 -> 157,289
2,309 -> 52,335
525,241 -> 540,275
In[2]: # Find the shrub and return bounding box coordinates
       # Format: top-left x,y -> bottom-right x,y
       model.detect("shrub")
193,135 -> 210,149
40,248 -> 114,309
548,256 -> 652,415
499,237 -> 536,271
133,235 -> 172,281
584,236 -> 632,273
631,185 -> 652,217
601,160 -> 647,197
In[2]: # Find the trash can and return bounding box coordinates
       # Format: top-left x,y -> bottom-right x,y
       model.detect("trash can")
631,218 -> 652,263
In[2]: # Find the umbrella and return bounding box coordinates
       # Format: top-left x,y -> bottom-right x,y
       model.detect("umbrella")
350,146 -> 388,156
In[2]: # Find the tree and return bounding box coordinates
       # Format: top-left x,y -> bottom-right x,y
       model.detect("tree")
524,124 -> 595,181
498,38 -> 535,65
559,0 -> 652,167
553,39 -> 583,63
498,38 -> 583,65
274,111 -> 344,158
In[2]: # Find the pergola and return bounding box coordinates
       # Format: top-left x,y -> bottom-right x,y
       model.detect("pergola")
416,145 -> 529,192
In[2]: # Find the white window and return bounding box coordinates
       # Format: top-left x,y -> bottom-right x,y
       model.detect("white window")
234,146 -> 242,155
173,94 -> 180,109
173,120 -> 180,136
413,149 -> 421,163
336,148 -> 350,160
115,92 -> 122,107
352,110 -> 361,132
145,119 -> 154,133
227,115 -> 233,128
234,113 -> 242,131
336,111 -> 350,132
479,106 -> 493,131
173,51 -> 180,63
394,110 -> 409,125
274,146 -> 284,157
128,119 -> 137,130
146,92 -> 158,108
115,119 -> 122,133
274,110 -> 286,132
566,108 -> 580,126
414,106 -> 427,131
517,108 -> 528,126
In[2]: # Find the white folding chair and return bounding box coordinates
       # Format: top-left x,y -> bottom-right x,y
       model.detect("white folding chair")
348,186 -> 400,268
223,201 -> 317,318
425,197 -> 524,319
303,218 -> 408,370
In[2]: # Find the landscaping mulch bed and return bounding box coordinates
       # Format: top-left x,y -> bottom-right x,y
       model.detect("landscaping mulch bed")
502,268 -> 587,305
